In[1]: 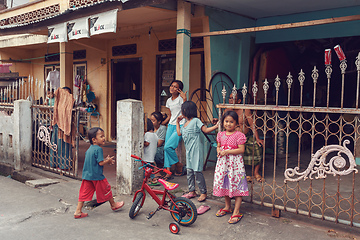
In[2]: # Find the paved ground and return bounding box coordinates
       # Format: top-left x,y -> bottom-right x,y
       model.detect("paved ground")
1,168 -> 360,240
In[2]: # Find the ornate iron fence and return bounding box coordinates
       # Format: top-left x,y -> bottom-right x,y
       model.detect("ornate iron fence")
214,54 -> 360,227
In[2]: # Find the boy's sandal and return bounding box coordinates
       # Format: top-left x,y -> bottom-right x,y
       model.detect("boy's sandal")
111,201 -> 124,211
228,214 -> 243,224
215,208 -> 233,217
74,212 -> 88,219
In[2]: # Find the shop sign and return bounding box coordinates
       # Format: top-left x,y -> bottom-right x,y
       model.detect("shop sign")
90,9 -> 118,36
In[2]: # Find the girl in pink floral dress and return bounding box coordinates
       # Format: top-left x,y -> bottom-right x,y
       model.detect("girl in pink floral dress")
213,110 -> 248,224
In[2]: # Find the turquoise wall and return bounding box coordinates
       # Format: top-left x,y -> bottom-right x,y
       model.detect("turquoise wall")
256,6 -> 360,43
206,7 -> 256,87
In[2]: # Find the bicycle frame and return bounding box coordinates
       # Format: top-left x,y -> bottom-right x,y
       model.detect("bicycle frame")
131,156 -> 181,214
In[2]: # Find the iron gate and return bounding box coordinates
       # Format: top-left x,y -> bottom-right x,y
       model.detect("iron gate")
192,56 -> 360,226
32,105 -> 79,177
218,58 -> 360,227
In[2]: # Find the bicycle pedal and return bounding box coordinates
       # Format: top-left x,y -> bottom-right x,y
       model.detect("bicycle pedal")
146,211 -> 155,219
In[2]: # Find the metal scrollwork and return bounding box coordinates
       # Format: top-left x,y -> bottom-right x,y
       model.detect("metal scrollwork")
37,125 -> 57,152
340,60 -> 347,74
231,85 -> 237,104
284,140 -> 358,182
274,75 -> 281,91
356,52 -> 360,71
311,66 -> 319,84
298,69 -> 305,86
252,81 -> 258,104
325,65 -> 332,79
241,84 -> 247,105
221,86 -> 226,104
286,72 -> 293,89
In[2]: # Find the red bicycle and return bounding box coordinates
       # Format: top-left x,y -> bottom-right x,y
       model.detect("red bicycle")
129,155 -> 197,234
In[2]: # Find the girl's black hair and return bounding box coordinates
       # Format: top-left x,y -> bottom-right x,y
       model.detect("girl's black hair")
181,101 -> 198,119
151,112 -> 164,123
170,80 -> 184,91
146,118 -> 154,132
62,86 -> 72,94
221,110 -> 239,127
88,127 -> 104,144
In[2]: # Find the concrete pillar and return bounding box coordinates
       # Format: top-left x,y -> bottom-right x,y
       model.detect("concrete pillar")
59,42 -> 73,89
176,0 -> 191,93
116,99 -> 144,195
13,100 -> 32,170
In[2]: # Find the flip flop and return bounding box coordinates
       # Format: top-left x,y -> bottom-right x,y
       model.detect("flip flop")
111,201 -> 124,211
216,208 -> 233,217
74,212 -> 88,219
181,192 -> 197,199
148,181 -> 160,186
228,214 -> 243,224
197,205 -> 211,215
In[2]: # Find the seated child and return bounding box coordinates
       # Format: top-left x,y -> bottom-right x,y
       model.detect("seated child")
144,118 -> 159,185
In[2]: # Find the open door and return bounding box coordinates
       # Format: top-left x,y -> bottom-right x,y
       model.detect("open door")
111,58 -> 142,139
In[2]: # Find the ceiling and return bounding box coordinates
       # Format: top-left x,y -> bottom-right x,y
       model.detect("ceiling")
187,0 -> 360,19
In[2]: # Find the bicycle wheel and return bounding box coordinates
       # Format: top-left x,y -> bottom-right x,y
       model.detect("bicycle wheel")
170,197 -> 197,226
129,192 -> 144,219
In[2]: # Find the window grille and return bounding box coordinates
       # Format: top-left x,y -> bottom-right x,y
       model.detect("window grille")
112,44 -> 137,56
73,50 -> 86,60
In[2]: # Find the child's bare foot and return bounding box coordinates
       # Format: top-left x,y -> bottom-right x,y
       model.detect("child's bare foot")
198,193 -> 207,202
111,201 -> 124,211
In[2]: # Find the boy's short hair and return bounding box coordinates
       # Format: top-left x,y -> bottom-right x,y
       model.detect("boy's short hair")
88,127 -> 104,144
146,118 -> 154,132
181,101 -> 198,119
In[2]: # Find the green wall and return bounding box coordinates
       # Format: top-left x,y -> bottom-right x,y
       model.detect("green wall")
256,6 -> 360,43
206,7 -> 256,88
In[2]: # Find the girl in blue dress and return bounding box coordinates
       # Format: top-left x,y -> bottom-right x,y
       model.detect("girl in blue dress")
176,101 -> 218,202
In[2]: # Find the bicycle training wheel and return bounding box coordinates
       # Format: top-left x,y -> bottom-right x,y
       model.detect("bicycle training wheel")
169,222 -> 180,234
129,192 -> 144,219
170,197 -> 197,226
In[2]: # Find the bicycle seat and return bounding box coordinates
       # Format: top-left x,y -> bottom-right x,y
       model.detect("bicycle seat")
158,178 -> 179,191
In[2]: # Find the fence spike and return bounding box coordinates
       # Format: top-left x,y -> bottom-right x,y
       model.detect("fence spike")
356,53 -> 360,109
232,85 -> 237,105
312,66 -> 319,108
275,75 -> 281,106
263,78 -> 269,105
221,86 -> 226,104
241,84 -> 247,105
252,81 -> 258,105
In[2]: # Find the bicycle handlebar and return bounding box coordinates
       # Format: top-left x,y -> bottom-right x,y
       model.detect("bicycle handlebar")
131,154 -> 172,176
131,154 -> 141,160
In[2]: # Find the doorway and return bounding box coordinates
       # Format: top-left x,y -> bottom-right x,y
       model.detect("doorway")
111,58 -> 142,139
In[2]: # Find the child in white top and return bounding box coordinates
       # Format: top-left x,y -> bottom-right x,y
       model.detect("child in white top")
162,80 -> 187,180
144,118 -> 159,163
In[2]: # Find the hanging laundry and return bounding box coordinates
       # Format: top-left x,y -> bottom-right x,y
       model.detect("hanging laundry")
46,69 -> 60,90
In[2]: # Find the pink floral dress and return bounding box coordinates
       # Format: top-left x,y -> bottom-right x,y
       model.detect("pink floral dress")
213,131 -> 249,198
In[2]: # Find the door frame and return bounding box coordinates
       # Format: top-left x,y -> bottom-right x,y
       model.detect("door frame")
110,57 -> 143,139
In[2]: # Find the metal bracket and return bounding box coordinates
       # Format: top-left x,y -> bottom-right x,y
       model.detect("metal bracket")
284,140 -> 358,182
